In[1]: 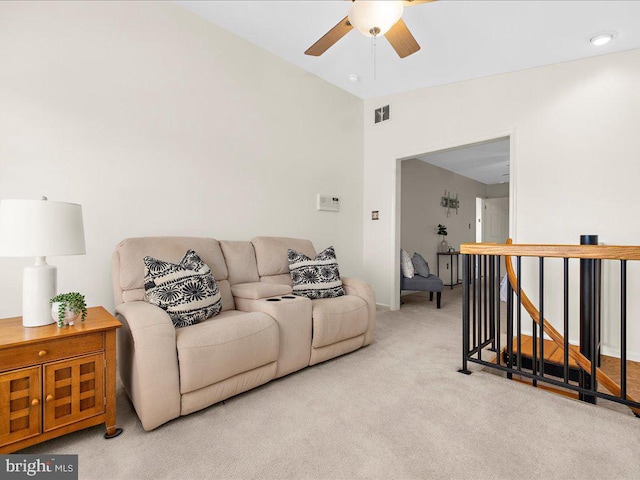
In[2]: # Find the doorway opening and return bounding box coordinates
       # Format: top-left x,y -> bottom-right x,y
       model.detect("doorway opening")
395,134 -> 514,310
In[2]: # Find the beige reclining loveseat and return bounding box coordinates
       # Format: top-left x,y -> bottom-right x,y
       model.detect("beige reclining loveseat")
112,236 -> 375,430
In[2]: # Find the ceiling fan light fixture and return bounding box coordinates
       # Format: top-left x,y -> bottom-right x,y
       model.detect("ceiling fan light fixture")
348,1 -> 404,38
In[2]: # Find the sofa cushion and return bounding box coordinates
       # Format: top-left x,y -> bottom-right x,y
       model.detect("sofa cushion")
260,274 -> 293,286
288,246 -> 345,299
252,237 -> 316,277
144,250 -> 222,328
175,310 -> 279,394
311,295 -> 368,348
231,282 -> 292,300
412,252 -> 430,277
220,241 -> 260,285
401,274 -> 443,292
113,236 -> 235,311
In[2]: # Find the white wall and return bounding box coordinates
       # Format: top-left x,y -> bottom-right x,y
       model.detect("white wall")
486,183 -> 510,198
0,1 -> 363,317
365,48 -> 640,356
400,159 -> 486,279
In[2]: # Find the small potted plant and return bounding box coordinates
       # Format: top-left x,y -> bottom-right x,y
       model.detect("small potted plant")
50,292 -> 88,327
437,224 -> 449,253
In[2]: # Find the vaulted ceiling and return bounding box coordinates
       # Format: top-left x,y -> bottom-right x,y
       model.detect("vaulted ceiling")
177,1 -> 640,99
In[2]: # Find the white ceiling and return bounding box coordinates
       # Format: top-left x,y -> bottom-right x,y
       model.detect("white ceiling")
416,137 -> 509,185
176,1 -> 640,99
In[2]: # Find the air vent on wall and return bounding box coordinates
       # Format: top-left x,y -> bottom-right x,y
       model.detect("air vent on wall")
374,105 -> 390,124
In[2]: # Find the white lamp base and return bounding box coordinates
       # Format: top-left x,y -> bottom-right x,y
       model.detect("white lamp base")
22,258 -> 56,327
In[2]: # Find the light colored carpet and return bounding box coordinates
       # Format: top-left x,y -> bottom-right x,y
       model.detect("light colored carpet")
23,289 -> 640,479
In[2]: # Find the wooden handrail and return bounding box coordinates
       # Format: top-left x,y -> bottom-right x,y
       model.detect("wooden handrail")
501,239 -> 640,415
461,243 -> 640,261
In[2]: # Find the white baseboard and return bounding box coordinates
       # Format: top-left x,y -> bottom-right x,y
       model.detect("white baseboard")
601,345 -> 640,362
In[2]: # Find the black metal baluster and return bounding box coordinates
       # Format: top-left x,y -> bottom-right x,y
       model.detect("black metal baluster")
484,255 -> 488,344
495,255 -> 501,362
590,262 -> 597,398
472,255 -> 477,350
490,255 -> 495,347
460,254 -> 471,375
517,256 -> 522,372
489,255 -> 496,352
477,255 -> 483,361
507,270 -> 514,380
532,260 -> 538,387
621,260 -> 627,399
564,258 -> 570,384
539,257 -> 545,378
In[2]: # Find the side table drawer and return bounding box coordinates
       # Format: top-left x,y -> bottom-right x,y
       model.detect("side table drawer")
0,333 -> 103,372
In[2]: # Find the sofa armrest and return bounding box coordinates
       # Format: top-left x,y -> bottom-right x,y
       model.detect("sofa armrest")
235,296 -> 312,378
231,282 -> 292,300
342,277 -> 376,346
115,301 -> 181,431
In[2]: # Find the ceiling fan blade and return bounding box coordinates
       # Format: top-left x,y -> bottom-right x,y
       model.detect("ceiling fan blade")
385,18 -> 421,58
403,0 -> 438,6
305,16 -> 353,56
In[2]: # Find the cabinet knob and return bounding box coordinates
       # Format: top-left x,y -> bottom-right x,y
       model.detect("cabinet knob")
31,398 -> 40,406
46,394 -> 54,402
38,350 -> 47,357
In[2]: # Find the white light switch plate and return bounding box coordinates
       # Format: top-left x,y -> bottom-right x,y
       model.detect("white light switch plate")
317,194 -> 340,212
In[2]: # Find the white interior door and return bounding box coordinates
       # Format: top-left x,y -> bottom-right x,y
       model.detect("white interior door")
482,196 -> 509,277
482,197 -> 509,244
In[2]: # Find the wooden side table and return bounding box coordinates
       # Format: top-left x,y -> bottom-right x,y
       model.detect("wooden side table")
0,307 -> 122,453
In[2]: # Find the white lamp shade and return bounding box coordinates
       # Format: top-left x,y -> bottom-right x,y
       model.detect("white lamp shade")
0,199 -> 86,257
348,1 -> 404,37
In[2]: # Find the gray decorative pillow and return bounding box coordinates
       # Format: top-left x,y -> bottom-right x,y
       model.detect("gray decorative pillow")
401,249 -> 415,278
412,253 -> 430,277
288,246 -> 345,299
143,250 -> 222,328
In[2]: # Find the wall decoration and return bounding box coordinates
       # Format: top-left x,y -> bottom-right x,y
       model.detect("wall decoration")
441,190 -> 459,217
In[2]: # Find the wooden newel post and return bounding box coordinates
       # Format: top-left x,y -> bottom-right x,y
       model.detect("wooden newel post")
579,234 -> 601,404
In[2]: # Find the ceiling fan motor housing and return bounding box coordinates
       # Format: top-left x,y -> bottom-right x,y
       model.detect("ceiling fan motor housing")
348,1 -> 404,37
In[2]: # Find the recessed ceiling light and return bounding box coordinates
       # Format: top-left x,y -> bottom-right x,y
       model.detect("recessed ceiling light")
348,74 -> 361,83
590,32 -> 616,46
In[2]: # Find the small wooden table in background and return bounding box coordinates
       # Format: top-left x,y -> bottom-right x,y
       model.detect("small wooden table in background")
0,307 -> 122,453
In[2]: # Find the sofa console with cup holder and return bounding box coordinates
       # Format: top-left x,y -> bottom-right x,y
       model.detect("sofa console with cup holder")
112,236 -> 375,430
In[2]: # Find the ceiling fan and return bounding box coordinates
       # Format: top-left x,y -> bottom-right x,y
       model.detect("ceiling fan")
305,0 -> 437,59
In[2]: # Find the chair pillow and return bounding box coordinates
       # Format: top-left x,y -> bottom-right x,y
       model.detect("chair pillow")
401,249 -> 415,278
143,249 -> 222,328
288,246 -> 345,299
412,253 -> 430,277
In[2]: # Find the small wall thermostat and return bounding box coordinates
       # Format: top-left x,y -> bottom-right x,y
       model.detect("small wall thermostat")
317,194 -> 340,212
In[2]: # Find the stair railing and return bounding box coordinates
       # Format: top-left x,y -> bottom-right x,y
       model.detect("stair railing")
459,240 -> 640,416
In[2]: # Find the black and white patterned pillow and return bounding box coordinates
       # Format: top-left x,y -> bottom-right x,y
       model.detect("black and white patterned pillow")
288,246 -> 345,299
143,250 -> 222,328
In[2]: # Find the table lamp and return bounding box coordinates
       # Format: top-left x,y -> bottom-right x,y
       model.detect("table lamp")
0,197 -> 86,327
